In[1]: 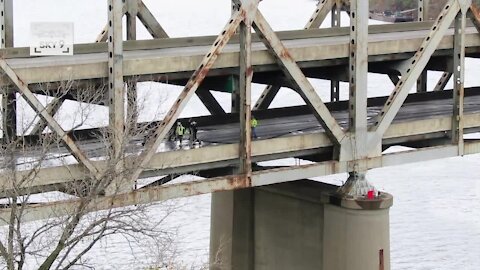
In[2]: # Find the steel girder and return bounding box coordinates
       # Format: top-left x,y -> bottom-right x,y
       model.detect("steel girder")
330,0 -> 342,102
4,25 -> 480,86
417,0 -> 429,93
347,0 -> 368,161
126,0 -> 139,126
337,0 -> 375,197
3,139 -> 480,224
418,0 -> 428,22
1,0 -> 16,143
452,11 -> 467,155
107,0 -> 127,193
416,71 -> 428,92
239,13 -> 254,176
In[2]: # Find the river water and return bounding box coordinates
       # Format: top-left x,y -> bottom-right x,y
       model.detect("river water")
7,0 -> 480,269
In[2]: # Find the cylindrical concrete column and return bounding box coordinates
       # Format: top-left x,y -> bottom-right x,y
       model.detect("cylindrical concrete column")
322,193 -> 393,270
210,181 -> 393,270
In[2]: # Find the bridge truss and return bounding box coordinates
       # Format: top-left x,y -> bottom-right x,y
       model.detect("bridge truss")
0,0 -> 480,223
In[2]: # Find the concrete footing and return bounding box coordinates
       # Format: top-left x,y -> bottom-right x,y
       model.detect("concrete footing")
210,180 -> 393,270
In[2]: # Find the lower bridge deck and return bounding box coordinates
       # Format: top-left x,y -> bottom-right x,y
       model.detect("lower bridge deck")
1,87 -> 480,198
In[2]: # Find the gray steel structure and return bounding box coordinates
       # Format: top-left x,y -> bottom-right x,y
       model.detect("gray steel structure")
0,0 -> 480,222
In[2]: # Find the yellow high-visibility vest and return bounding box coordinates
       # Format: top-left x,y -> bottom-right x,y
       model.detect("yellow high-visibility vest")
251,118 -> 258,128
176,125 -> 185,135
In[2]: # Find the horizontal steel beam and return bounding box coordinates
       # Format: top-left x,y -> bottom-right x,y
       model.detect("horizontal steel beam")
1,22 -> 438,58
2,111 -> 479,194
2,26 -> 480,86
2,139 -> 479,224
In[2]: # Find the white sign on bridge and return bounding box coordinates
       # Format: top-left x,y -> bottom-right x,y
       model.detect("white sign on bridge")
30,22 -> 74,56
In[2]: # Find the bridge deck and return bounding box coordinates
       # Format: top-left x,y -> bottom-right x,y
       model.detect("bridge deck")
1,89 -> 479,196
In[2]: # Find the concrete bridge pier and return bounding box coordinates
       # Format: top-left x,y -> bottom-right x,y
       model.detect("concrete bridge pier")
210,180 -> 393,270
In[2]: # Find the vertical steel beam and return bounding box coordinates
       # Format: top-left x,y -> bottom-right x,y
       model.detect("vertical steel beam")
348,0 -> 368,160
416,70 -> 428,92
417,0 -> 428,93
418,0 -> 425,21
330,82 -> 340,102
0,0 -> 13,47
338,0 -> 374,197
108,0 -> 126,192
126,0 -> 138,41
331,1 -> 342,27
330,0 -> 342,102
452,10 -> 466,155
231,76 -> 240,113
239,19 -> 253,176
1,86 -> 15,142
369,0 -> 460,150
126,0 -> 139,126
1,0 -> 15,143
196,89 -> 226,115
433,72 -> 452,91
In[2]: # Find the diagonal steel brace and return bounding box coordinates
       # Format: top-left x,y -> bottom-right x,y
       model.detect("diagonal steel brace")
305,0 -> 336,29
0,59 -> 101,178
251,10 -> 345,145
30,97 -> 65,135
96,0 -> 169,42
254,0 -> 335,110
368,0 -> 462,150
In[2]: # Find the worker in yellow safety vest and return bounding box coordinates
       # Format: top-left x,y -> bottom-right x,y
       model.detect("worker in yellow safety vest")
176,122 -> 186,144
251,116 -> 258,139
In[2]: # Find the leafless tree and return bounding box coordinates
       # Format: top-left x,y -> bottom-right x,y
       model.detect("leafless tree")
0,76 -> 189,269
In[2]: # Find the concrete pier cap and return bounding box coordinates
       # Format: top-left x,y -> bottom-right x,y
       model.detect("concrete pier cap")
323,178 -> 393,270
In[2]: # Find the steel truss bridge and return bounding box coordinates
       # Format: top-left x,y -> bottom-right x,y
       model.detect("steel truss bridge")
0,0 -> 480,223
